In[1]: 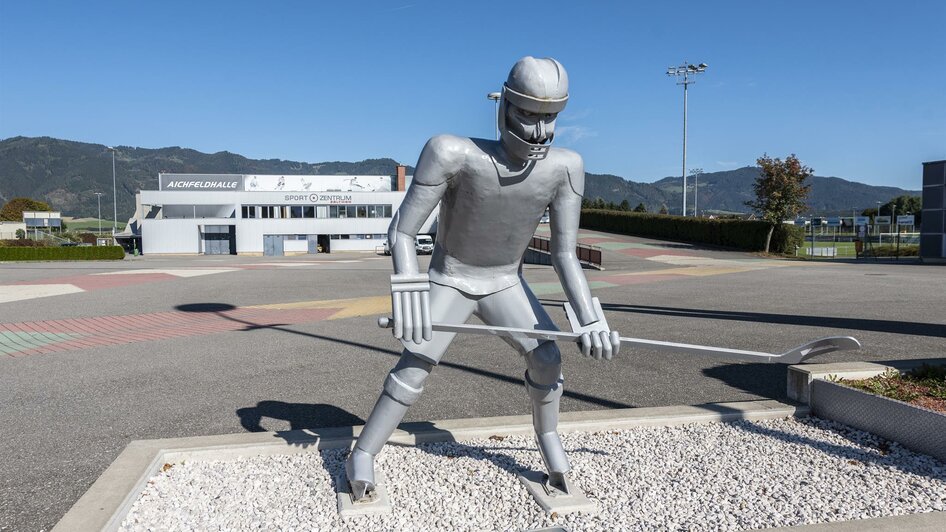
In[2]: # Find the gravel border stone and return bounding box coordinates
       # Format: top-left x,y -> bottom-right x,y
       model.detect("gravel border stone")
120,417 -> 946,531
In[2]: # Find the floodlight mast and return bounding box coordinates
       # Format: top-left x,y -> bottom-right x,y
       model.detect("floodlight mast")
487,92 -> 502,140
666,61 -> 708,216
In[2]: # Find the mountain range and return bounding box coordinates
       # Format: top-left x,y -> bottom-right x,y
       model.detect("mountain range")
0,136 -> 920,221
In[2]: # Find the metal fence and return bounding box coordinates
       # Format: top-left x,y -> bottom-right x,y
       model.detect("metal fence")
529,236 -> 603,268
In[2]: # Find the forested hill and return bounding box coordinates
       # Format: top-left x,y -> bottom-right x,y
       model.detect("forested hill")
0,136 -> 920,220
586,166 -> 919,215
0,137 -> 409,221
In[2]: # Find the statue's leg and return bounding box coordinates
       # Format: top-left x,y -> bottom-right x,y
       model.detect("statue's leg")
346,283 -> 475,500
525,341 -> 569,493
474,281 -> 571,493
346,352 -> 431,500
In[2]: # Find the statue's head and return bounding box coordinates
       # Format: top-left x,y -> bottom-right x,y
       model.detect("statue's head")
499,56 -> 569,162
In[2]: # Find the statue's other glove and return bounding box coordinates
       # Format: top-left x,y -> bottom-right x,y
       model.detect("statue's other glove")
390,273 -> 432,344
565,297 -> 620,360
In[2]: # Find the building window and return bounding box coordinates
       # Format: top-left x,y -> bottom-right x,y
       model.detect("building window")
316,206 -> 328,218
384,205 -> 393,217
303,206 -> 315,218
357,205 -> 367,218
241,206 -> 256,219
260,206 -> 275,219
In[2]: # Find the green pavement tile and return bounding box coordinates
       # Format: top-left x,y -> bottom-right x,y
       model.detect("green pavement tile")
0,331 -> 78,350
594,242 -> 642,250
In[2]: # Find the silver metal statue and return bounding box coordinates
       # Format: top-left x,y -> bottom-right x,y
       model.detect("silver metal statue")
345,56 -> 619,500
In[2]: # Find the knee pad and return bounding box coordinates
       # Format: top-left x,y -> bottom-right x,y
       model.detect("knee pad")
524,370 -> 564,404
529,340 -> 562,367
383,372 -> 424,406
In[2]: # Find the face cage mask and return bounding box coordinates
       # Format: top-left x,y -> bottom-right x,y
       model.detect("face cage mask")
498,85 -> 567,162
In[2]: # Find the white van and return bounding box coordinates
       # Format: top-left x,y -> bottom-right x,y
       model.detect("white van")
415,235 -> 434,255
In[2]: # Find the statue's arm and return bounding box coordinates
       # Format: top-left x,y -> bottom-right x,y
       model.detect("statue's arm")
386,135 -> 459,343
548,154 -> 597,324
388,135 -> 458,274
549,153 -> 620,359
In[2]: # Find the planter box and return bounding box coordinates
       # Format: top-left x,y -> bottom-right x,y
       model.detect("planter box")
811,379 -> 946,462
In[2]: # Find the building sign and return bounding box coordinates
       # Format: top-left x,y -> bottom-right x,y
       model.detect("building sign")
245,174 -> 392,192
854,216 -> 870,225
826,216 -> 842,227
874,215 -> 891,224
160,174 -> 243,191
897,215 -> 915,225
283,193 -> 354,204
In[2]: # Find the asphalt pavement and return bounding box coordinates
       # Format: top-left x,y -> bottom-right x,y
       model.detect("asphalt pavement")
1,232 -> 944,531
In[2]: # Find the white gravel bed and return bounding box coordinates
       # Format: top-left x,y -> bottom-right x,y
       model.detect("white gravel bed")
120,417 -> 946,531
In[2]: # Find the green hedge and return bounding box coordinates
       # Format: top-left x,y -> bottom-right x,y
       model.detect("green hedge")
0,246 -> 125,261
580,209 -> 804,253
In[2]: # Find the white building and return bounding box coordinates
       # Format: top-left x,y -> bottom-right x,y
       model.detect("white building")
133,167 -> 437,255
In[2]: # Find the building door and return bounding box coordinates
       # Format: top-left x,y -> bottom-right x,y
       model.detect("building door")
263,235 -> 285,256
203,225 -> 234,255
318,234 -> 330,253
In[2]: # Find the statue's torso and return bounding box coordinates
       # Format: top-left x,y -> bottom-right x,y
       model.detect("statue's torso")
428,139 -> 571,295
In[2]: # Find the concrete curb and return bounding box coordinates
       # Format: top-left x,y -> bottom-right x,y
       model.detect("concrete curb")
53,399 -> 944,531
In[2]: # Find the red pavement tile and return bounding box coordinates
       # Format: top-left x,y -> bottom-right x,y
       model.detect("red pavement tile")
1,307 -> 344,358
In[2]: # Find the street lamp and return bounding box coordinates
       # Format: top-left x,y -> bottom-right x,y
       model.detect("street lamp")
93,192 -> 104,234
106,146 -> 118,234
487,92 -> 502,140
667,61 -> 708,216
689,167 -> 703,217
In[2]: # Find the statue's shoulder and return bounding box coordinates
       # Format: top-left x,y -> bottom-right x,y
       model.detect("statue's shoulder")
547,147 -> 584,194
548,146 -> 583,171
423,134 -> 478,161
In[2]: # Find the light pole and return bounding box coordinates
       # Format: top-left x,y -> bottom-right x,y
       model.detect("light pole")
487,92 -> 502,140
94,192 -> 104,234
106,147 -> 118,234
689,167 -> 703,217
667,61 -> 707,216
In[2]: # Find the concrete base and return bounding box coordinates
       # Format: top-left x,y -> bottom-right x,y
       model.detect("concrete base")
518,471 -> 597,515
336,472 -> 392,518
787,362 -> 893,404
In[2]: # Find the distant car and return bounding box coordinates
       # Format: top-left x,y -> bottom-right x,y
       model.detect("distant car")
539,212 -> 550,224
415,235 -> 434,255
382,239 -> 391,255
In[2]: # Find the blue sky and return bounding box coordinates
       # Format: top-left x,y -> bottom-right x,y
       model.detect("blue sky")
1,1 -> 943,190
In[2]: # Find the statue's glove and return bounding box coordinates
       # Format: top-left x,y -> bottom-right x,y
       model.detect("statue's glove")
390,273 -> 432,344
565,297 -> 620,360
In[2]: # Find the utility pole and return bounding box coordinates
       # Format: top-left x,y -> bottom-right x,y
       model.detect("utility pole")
667,61 -> 707,216
94,192 -> 104,234
106,147 -> 118,234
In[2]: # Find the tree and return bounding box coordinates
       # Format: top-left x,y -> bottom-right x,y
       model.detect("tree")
15,229 -> 26,239
880,195 -> 922,224
633,203 -> 648,213
659,204 -> 669,215
745,154 -> 812,253
619,199 -> 630,211
861,208 -> 878,218
0,197 -> 52,221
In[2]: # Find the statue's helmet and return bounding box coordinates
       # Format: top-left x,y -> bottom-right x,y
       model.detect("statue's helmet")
499,56 -> 569,161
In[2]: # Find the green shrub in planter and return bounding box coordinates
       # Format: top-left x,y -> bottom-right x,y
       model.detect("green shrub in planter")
0,246 -> 125,261
579,209 -> 803,253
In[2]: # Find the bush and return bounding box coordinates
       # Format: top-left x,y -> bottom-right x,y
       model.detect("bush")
871,244 -> 919,257
0,238 -> 49,247
0,246 -> 125,261
579,209 -> 804,253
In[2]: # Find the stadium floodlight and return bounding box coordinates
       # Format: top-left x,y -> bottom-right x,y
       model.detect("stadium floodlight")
487,92 -> 502,140
666,60 -> 709,216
